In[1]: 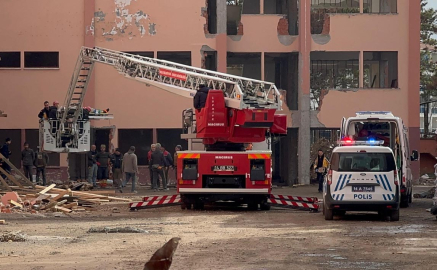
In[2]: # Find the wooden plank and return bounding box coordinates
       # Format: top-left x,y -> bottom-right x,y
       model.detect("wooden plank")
64,202 -> 78,209
0,174 -> 12,191
55,206 -> 72,213
0,153 -> 34,187
34,185 -> 131,202
39,184 -> 56,195
10,200 -> 23,208
0,167 -> 23,188
51,189 -> 71,201
79,190 -> 116,195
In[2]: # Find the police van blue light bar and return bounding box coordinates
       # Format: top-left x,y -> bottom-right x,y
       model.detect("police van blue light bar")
337,138 -> 385,146
356,111 -> 393,116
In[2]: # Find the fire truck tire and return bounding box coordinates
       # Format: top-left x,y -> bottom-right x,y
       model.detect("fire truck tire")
389,209 -> 400,221
260,202 -> 270,211
193,202 -> 204,210
181,203 -> 192,210
248,203 -> 258,210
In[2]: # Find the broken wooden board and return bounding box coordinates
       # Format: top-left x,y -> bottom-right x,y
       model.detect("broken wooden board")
64,202 -> 78,209
55,206 -> 72,213
10,200 -> 23,208
0,153 -> 34,187
0,167 -> 24,188
38,184 -> 56,195
0,174 -> 12,191
51,189 -> 71,202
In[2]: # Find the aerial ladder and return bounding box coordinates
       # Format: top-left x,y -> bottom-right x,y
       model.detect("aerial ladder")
40,47 -> 284,153
40,47 -> 288,210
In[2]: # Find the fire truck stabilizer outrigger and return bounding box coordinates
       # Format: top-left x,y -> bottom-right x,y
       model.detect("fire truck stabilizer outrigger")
40,47 -> 288,210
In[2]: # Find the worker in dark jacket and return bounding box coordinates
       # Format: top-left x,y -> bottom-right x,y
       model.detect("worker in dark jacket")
150,146 -> 166,191
193,84 -> 211,110
162,146 -> 173,189
48,101 -> 59,119
96,144 -> 110,184
87,145 -> 98,187
21,142 -> 35,181
34,147 -> 49,186
38,101 -> 51,119
0,138 -> 12,173
110,148 -> 123,188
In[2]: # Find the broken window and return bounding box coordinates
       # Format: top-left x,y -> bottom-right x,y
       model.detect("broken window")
311,0 -> 359,34
310,128 -> 340,144
0,52 -> 20,68
227,52 -> 262,80
157,52 -> 191,66
157,129 -> 188,153
264,53 -> 298,110
364,52 -> 398,88
204,51 -> 217,71
227,0 -> 244,34
125,52 -> 154,58
265,0 -> 299,35
208,0 -> 218,34
363,0 -> 397,13
264,0 -> 287,14
310,51 -> 359,110
241,0 -> 260,14
24,52 -> 59,68
118,129 -> 153,165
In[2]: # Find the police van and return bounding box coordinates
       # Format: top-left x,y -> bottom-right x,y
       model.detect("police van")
323,140 -> 401,221
340,111 -> 418,207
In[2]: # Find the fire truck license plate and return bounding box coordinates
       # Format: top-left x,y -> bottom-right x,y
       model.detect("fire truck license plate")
213,165 -> 235,171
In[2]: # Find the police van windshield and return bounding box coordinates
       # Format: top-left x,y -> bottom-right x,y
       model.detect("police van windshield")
330,152 -> 396,172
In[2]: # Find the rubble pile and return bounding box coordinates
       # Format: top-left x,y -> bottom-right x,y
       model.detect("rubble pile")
0,184 -> 131,214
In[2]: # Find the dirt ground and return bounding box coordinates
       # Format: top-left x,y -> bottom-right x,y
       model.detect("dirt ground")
1,185 -> 437,270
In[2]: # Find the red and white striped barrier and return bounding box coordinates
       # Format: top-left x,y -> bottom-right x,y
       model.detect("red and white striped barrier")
268,195 -> 319,211
270,194 -> 318,203
130,195 -> 181,209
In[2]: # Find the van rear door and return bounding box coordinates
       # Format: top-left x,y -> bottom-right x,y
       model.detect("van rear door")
329,151 -> 398,202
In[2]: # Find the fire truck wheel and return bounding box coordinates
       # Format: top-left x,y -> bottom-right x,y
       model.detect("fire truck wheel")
181,203 -> 192,210
193,202 -> 204,210
260,202 -> 270,211
248,203 -> 258,210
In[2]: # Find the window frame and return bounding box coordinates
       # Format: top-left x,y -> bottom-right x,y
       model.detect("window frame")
24,51 -> 60,69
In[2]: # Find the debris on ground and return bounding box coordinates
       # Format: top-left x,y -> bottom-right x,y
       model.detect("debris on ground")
0,220 -> 6,225
0,184 -> 131,214
144,237 -> 181,270
87,227 -> 149,234
0,231 -> 27,242
414,187 -> 436,198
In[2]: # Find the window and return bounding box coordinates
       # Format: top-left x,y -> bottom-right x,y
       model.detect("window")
157,52 -> 191,66
208,0 -> 218,34
241,0 -> 260,14
363,0 -> 397,13
264,0 -> 287,14
330,152 -> 396,172
0,52 -> 20,68
311,0 -> 359,34
24,52 -> 59,68
118,129 -> 153,165
227,52 -> 262,80
364,52 -> 398,88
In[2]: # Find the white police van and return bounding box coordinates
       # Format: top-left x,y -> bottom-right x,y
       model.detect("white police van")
323,140 -> 400,221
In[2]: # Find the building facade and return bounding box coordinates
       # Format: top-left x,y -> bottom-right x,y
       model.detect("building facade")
0,0 -> 420,184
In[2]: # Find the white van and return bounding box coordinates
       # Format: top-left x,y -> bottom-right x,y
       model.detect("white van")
323,143 -> 400,221
340,111 -> 418,208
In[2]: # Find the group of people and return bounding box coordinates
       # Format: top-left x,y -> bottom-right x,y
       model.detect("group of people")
87,143 -> 182,193
0,138 -> 50,185
38,101 -> 59,119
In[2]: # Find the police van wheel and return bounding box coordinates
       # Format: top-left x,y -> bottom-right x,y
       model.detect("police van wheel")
324,204 -> 334,220
389,209 -> 400,221
400,195 -> 410,208
248,203 -> 258,210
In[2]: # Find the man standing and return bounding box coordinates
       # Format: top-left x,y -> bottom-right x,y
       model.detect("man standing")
87,145 -> 98,187
193,84 -> 211,111
21,142 -> 35,181
313,149 -> 329,193
148,144 -> 156,189
150,145 -> 166,191
96,144 -> 110,186
1,138 -> 12,173
162,146 -> 173,189
49,101 -> 59,119
121,146 -> 138,193
34,147 -> 49,185
110,148 -> 123,188
38,101 -> 51,119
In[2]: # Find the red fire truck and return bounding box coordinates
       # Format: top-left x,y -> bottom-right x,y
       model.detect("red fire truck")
42,47 -> 287,210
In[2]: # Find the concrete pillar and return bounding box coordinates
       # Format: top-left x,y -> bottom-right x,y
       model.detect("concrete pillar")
260,0 -> 264,14
359,51 -> 364,88
297,0 -> 311,185
216,0 -> 227,73
359,0 -> 364,13
408,0 -> 421,181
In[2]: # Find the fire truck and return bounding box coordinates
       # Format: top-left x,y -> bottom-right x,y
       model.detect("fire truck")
40,47 -> 287,210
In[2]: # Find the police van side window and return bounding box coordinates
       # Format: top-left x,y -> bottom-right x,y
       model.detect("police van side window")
330,153 -> 396,172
